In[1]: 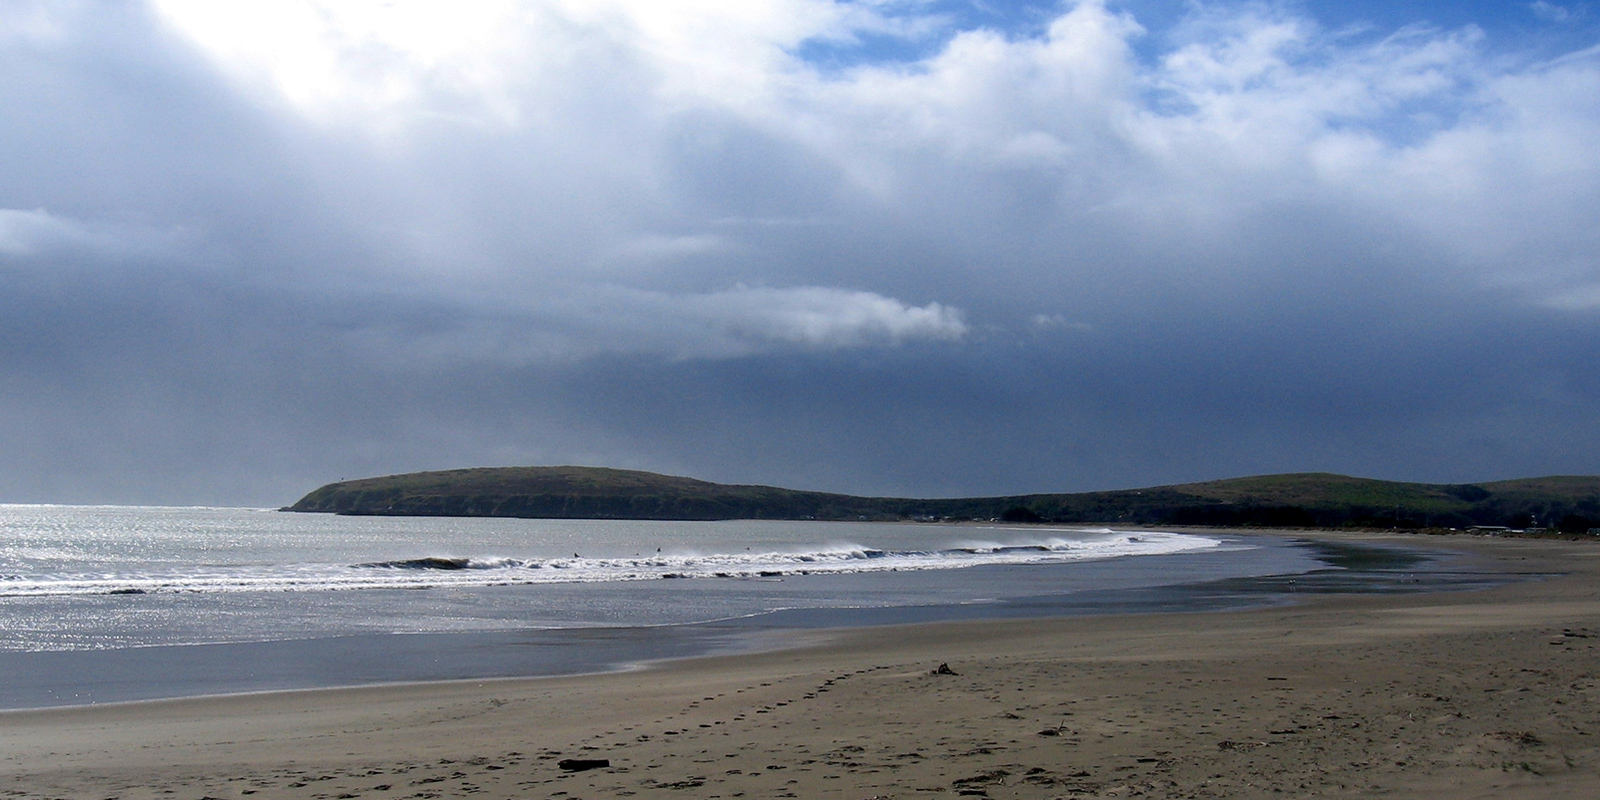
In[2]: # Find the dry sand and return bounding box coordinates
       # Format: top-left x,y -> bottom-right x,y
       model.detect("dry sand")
3,530 -> 1599,799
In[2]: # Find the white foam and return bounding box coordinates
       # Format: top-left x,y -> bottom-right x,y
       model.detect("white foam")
0,530 -> 1223,597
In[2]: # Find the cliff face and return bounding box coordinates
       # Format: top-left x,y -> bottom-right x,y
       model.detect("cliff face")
285,466 -> 1600,529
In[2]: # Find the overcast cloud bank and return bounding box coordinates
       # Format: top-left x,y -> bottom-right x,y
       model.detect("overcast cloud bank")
1,0 -> 1597,504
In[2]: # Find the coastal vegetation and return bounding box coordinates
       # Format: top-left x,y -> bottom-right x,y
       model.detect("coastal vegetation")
286,467 -> 1600,531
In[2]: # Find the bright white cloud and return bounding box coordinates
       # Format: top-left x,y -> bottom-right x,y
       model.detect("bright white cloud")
346,285 -> 967,365
682,284 -> 967,350
97,3 -> 1599,302
150,0 -> 554,125
148,0 -> 871,127
126,1 -> 1600,331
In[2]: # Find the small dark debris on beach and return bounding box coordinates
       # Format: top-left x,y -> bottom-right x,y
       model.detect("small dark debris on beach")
1217,740 -> 1266,751
1490,730 -> 1543,746
557,758 -> 610,771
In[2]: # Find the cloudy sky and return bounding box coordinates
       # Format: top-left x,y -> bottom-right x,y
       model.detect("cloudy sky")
2,0 -> 1598,506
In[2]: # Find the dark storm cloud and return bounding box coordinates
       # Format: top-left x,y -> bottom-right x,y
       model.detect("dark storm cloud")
1,1 -> 1598,505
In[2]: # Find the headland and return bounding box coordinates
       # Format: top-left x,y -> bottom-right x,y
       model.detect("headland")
285,466 -> 1600,530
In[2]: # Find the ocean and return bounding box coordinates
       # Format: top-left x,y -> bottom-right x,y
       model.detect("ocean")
0,505 -> 1490,709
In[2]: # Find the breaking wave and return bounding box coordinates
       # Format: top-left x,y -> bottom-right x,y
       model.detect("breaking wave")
2,530 -> 1222,597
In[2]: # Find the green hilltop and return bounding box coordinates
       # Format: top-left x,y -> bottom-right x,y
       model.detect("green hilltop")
285,467 -> 1600,531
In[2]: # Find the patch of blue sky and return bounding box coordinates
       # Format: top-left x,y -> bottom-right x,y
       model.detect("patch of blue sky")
1295,0 -> 1600,62
795,1 -> 1595,149
1299,0 -> 1588,34
1131,1 -> 1599,65
793,1 -> 1599,73
1142,1 -> 1598,146
1323,90 -> 1479,150
793,0 -> 1064,72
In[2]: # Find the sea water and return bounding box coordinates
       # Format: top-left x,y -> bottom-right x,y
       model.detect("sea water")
0,505 -> 1256,651
0,505 -> 1480,708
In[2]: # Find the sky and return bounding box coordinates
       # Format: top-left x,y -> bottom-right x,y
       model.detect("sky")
1,0 -> 1598,506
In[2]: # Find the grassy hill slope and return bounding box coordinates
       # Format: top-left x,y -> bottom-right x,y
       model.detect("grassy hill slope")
286,467 -> 1600,530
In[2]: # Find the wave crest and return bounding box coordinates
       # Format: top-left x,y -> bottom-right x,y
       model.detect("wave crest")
4,530 -> 1223,597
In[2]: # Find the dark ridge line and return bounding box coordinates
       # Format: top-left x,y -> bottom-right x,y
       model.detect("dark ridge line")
284,467 -> 1600,532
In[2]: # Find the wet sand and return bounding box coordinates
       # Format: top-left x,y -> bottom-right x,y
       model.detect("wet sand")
3,530 -> 1598,799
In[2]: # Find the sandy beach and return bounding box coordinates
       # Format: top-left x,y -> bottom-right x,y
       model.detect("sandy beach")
3,530 -> 1598,799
